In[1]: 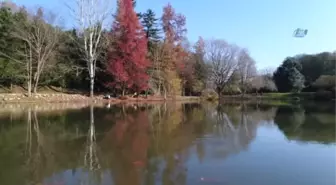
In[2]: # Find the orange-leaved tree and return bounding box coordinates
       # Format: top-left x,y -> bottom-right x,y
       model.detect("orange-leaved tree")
161,3 -> 187,97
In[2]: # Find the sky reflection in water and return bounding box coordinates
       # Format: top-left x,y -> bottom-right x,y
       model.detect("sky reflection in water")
0,102 -> 334,185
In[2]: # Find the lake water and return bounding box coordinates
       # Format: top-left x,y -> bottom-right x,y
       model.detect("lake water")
0,102 -> 335,185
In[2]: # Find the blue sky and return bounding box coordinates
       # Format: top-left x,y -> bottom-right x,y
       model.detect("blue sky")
12,0 -> 336,70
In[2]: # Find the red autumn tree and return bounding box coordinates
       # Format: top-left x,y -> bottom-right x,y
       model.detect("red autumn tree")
107,0 -> 150,95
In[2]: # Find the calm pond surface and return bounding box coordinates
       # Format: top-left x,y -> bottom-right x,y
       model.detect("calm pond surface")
0,102 -> 335,185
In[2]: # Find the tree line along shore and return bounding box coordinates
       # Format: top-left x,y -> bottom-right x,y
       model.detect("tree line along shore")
0,0 -> 335,103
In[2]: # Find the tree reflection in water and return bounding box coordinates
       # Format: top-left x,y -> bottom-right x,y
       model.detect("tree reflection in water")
80,105 -> 102,185
275,103 -> 335,144
24,107 -> 57,185
0,102 -> 334,185
202,103 -> 269,159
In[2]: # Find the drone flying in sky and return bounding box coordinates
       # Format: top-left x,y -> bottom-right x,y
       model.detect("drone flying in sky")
293,28 -> 308,38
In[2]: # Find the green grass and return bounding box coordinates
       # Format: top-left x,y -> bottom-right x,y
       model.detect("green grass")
221,92 -> 334,101
262,92 -> 316,99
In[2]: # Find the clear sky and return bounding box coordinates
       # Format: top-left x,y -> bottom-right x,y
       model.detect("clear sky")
11,0 -> 336,70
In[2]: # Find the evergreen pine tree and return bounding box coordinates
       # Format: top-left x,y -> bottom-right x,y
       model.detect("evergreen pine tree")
141,9 -> 161,51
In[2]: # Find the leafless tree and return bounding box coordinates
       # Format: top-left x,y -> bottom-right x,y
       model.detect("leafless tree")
69,0 -> 111,98
237,49 -> 257,96
251,74 -> 277,93
0,1 -> 20,12
250,76 -> 264,94
205,39 -> 239,96
11,8 -> 60,96
259,68 -> 277,92
259,67 -> 275,77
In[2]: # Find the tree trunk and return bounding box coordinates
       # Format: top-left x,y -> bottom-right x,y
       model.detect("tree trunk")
122,88 -> 125,96
217,88 -> 222,101
182,85 -> 185,96
89,57 -> 95,99
27,79 -> 32,97
33,72 -> 40,94
90,76 -> 94,98
33,83 -> 38,94
164,87 -> 167,100
241,88 -> 245,98
27,49 -> 32,97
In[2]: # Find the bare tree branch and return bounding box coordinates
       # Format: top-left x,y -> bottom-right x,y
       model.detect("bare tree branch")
11,7 -> 61,96
205,39 -> 239,95
68,0 -> 111,98
237,49 -> 257,95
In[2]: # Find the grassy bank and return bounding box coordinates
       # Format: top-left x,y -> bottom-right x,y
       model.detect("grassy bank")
251,92 -> 315,100
1,92 -> 333,104
0,85 -> 203,103
0,93 -> 200,103
220,92 -> 335,101
0,85 -> 201,103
